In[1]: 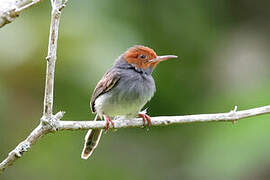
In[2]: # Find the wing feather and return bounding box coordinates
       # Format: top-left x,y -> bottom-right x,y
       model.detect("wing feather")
90,69 -> 120,113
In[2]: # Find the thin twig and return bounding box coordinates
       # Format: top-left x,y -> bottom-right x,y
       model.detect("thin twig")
0,124 -> 50,173
0,0 -> 42,28
15,0 -> 42,13
43,0 -> 63,118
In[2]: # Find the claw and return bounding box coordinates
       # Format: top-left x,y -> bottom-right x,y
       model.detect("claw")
104,115 -> 114,131
138,113 -> 152,127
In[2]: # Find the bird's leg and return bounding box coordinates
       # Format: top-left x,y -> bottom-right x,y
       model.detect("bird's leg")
104,115 -> 114,131
138,113 -> 152,126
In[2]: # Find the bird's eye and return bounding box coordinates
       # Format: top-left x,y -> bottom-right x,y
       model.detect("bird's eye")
140,54 -> 146,59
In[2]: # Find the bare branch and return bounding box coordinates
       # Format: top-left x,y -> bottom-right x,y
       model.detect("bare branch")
43,0 -> 65,118
0,124 -> 50,173
1,105 -> 270,174
0,111 -> 65,173
57,105 -> 270,130
0,0 -> 66,174
0,0 -> 42,28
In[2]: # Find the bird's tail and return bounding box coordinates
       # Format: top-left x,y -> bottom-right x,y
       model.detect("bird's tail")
81,115 -> 103,159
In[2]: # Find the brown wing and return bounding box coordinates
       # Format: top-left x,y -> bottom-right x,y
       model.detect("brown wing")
90,69 -> 120,113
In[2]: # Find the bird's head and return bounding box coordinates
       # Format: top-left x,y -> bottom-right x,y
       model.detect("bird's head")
123,45 -> 177,70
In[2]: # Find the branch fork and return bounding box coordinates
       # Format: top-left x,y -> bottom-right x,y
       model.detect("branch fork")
41,111 -> 65,131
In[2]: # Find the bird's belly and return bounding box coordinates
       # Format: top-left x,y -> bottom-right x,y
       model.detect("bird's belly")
94,75 -> 155,117
95,94 -> 144,117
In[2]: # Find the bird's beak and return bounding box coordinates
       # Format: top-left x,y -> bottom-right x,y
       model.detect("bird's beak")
149,55 -> 178,63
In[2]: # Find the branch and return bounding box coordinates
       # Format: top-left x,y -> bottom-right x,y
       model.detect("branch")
57,105 -> 270,130
0,125 -> 48,173
0,0 -> 66,174
1,105 -> 270,174
43,0 -> 66,118
0,0 -> 42,28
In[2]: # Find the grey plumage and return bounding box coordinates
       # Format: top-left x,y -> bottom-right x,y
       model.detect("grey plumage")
81,45 -> 177,159
95,58 -> 156,117
81,56 -> 156,159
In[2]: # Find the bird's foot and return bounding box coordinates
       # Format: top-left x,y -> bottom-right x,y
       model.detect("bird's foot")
105,115 -> 114,131
138,113 -> 152,127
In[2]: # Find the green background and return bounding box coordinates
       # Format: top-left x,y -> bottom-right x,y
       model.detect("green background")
1,0 -> 270,179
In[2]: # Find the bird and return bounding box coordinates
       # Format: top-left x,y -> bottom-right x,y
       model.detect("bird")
81,45 -> 177,159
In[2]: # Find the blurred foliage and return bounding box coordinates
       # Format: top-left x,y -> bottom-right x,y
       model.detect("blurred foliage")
1,0 -> 270,179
